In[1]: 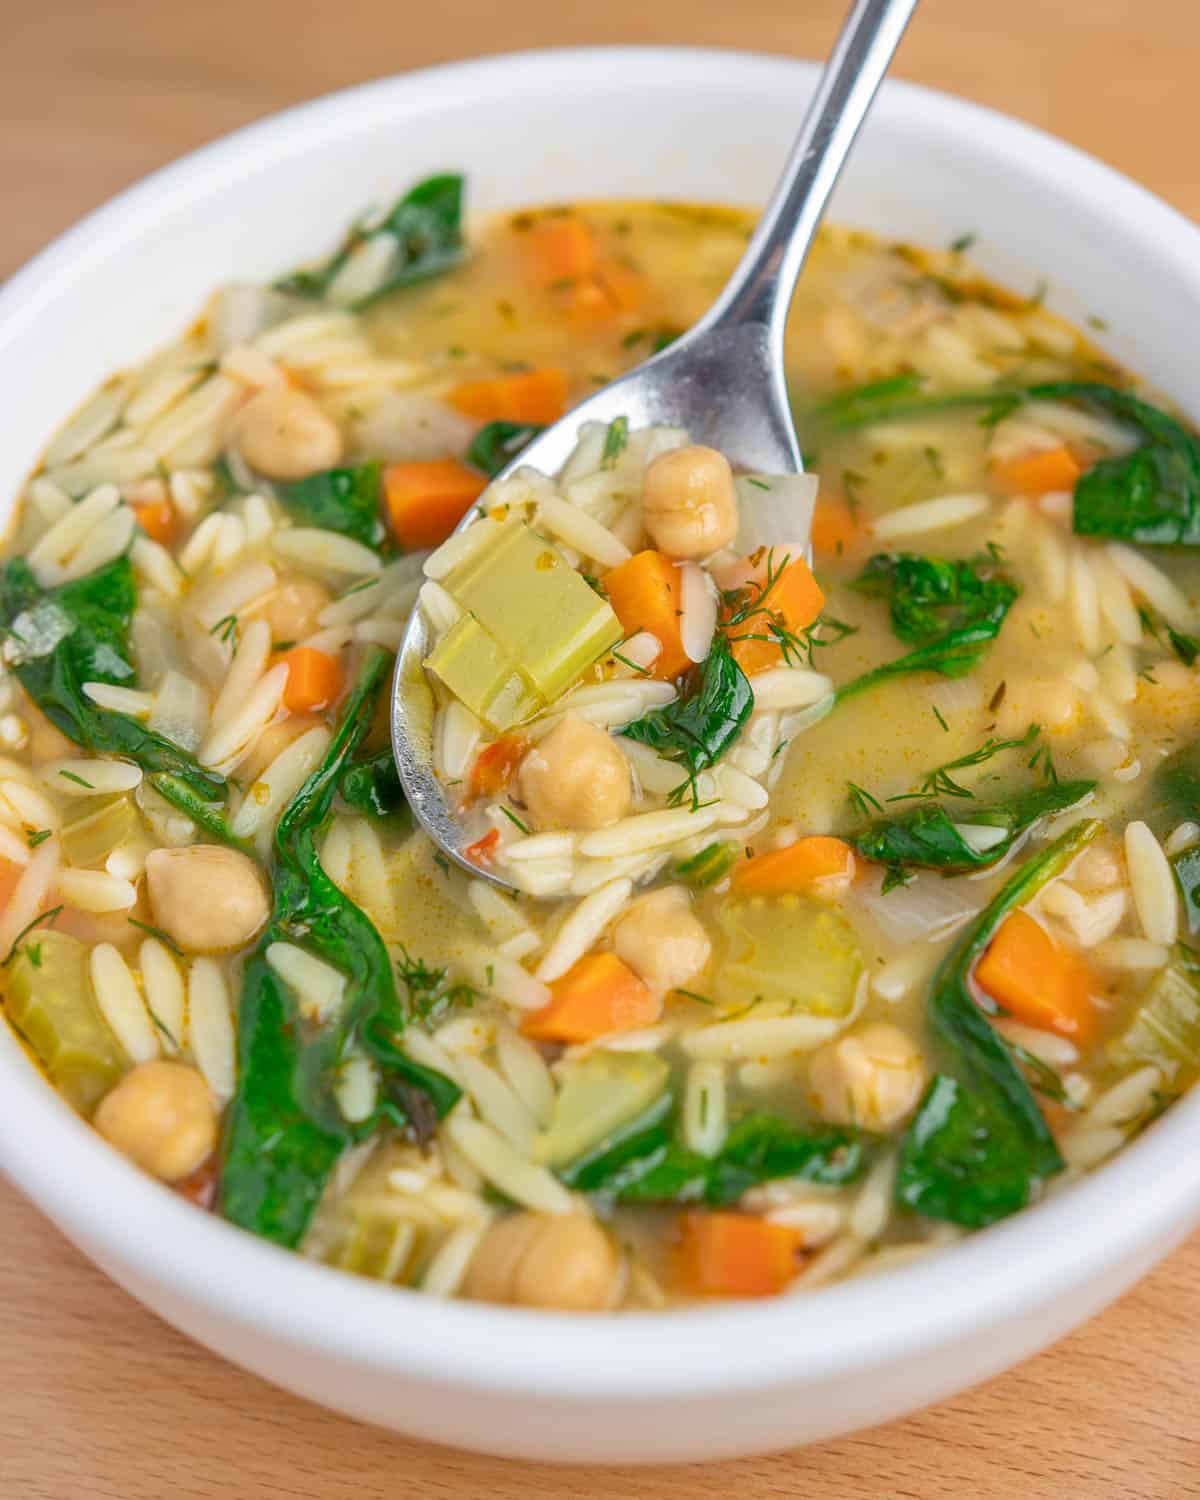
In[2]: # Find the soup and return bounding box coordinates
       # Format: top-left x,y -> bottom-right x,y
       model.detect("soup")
3,176 -> 1199,1310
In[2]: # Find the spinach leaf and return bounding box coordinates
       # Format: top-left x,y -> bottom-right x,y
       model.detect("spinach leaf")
853,553 -> 1018,645
0,558 -> 233,839
1031,382 -> 1200,546
276,462 -> 384,549
896,818 -> 1100,1227
836,551 -> 1018,703
674,840 -> 739,889
621,637 -> 753,804
466,421 -> 544,478
220,647 -> 459,1248
276,174 -> 466,309
339,749 -> 406,819
809,374 -> 1022,432
1150,742 -> 1200,936
851,780 -> 1095,878
562,1104 -> 868,1205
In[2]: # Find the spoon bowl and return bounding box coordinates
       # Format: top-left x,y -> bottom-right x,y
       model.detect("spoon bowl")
392,0 -> 919,884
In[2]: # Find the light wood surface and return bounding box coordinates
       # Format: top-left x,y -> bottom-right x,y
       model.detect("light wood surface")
3,1 -> 1200,1494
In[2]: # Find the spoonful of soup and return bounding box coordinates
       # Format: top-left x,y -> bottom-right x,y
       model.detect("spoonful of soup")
393,0 -> 919,888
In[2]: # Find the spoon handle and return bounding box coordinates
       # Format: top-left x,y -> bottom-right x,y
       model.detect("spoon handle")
698,0 -> 919,347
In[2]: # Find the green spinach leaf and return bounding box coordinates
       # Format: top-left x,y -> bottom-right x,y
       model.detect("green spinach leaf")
621,637 -> 753,804
836,551 -> 1018,703
0,558 -> 233,839
276,462 -> 384,549
276,174 -> 466,309
220,647 -> 459,1248
896,818 -> 1099,1227
339,749 -> 406,819
466,421 -> 544,478
851,780 -> 1095,878
562,1104 -> 868,1204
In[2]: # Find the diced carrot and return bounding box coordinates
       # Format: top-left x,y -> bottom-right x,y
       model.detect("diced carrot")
449,369 -> 569,426
732,836 -> 856,897
603,550 -> 690,680
726,553 -> 826,676
279,647 -> 342,714
521,952 -> 660,1044
130,495 -> 179,547
595,260 -> 646,314
992,445 -> 1082,498
468,734 -> 528,800
464,828 -> 501,866
675,1212 -> 806,1298
383,459 -> 487,549
811,496 -> 870,559
525,216 -> 598,287
974,907 -> 1096,1042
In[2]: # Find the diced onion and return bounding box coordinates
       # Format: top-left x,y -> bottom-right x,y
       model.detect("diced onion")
733,473 -> 819,556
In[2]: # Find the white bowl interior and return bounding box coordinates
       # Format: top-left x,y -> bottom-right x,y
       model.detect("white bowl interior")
2,48 -> 1200,1463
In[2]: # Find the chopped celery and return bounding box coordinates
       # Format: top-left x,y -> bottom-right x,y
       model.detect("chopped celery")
325,1214 -> 417,1282
535,1050 -> 670,1167
714,897 -> 863,1017
60,796 -> 138,868
5,931 -> 126,1114
425,615 -> 538,732
1110,946 -> 1200,1080
426,521 -> 622,730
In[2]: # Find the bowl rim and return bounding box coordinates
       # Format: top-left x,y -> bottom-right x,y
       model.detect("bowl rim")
2,43 -> 1200,1401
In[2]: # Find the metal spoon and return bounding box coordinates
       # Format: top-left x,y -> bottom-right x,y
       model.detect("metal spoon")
392,0 -> 919,885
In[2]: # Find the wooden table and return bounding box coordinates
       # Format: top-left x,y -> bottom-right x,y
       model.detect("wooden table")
3,1 -> 1200,1493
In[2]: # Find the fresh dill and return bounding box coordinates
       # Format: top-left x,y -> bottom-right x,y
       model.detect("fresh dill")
932,704 -> 950,733
499,806 -> 532,835
394,944 -> 479,1026
210,613 -> 240,645
889,724 -> 1042,802
127,916 -> 185,957
846,781 -> 884,818
2,906 -> 64,966
25,828 -> 52,849
58,769 -> 94,789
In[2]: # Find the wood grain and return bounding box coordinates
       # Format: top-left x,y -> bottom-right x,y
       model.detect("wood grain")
3,0 -> 1200,1494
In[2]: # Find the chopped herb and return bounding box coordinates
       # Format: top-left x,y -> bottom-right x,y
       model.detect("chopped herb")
23,943 -> 42,969
58,770 -> 95,789
932,704 -> 950,733
846,781 -> 884,818
499,806 -> 532,835
611,648 -> 652,676
337,577 -> 380,601
1006,1041 -> 1068,1104
25,828 -> 52,849
891,725 -> 1041,802
126,916 -> 185,957
466,421 -> 544,478
674,841 -> 737,889
601,416 -> 629,469
210,614 -> 240,645
674,988 -> 715,1006
2,906 -> 63,966
949,232 -> 977,254
395,944 -> 479,1026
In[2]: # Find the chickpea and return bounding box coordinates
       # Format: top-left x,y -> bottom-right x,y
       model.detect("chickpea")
94,1061 -> 217,1182
517,715 -> 632,831
641,445 -> 739,559
234,386 -> 343,480
145,845 -> 270,953
612,886 -> 711,992
807,1023 -> 926,1132
462,1213 -> 620,1311
246,575 -> 332,645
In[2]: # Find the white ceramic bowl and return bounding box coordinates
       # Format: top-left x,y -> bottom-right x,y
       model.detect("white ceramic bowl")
1,47 -> 1199,1466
